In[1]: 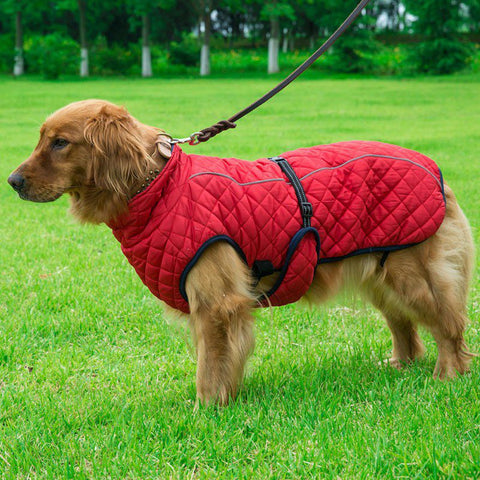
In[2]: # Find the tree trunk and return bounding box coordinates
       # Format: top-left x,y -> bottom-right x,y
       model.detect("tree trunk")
282,28 -> 288,53
395,1 -> 405,31
142,14 -> 152,77
251,22 -> 256,48
13,11 -> 24,76
200,1 -> 211,76
78,0 -> 89,77
268,16 -> 280,74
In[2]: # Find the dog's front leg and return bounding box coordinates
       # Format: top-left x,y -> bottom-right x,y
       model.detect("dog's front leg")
185,243 -> 256,406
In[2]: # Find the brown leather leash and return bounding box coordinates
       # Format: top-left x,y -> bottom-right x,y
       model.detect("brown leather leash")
172,0 -> 371,146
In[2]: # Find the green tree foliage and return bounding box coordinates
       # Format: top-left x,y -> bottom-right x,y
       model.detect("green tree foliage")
0,0 -> 46,74
323,0 -> 380,73
0,0 -> 479,76
125,0 -> 177,77
468,0 -> 480,30
372,0 -> 404,31
291,0 -> 330,45
0,0 -> 50,34
260,0 -> 295,73
214,0 -> 253,45
404,0 -> 474,74
56,0 -> 133,45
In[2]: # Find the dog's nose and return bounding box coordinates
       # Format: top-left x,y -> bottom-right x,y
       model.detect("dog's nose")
8,173 -> 25,192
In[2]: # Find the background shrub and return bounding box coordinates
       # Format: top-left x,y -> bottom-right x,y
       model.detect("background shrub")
328,29 -> 380,74
410,38 -> 474,74
24,33 -> 79,79
168,34 -> 200,67
403,0 -> 474,74
90,36 -> 140,76
0,34 -> 14,74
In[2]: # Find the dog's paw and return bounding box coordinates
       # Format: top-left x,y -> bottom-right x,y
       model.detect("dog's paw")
433,362 -> 468,380
433,350 -> 473,380
433,365 -> 458,380
380,357 -> 408,370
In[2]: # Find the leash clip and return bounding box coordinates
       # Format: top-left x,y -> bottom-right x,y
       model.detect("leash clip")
171,132 -> 202,146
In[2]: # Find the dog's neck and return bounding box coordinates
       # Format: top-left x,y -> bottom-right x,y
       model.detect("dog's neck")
130,131 -> 171,198
70,126 -> 170,225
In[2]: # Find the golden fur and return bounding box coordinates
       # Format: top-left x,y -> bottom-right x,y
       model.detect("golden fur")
9,100 -> 475,406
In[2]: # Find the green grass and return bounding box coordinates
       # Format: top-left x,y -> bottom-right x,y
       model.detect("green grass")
0,74 -> 479,479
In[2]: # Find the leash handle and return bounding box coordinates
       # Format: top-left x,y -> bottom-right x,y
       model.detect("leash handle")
173,0 -> 371,145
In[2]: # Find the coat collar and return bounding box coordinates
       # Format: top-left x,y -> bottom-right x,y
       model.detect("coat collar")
107,144 -> 184,235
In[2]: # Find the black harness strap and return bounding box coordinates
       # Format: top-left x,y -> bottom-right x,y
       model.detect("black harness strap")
380,251 -> 389,268
271,156 -> 313,228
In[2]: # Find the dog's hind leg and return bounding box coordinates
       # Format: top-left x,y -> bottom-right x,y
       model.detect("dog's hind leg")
385,315 -> 425,368
185,242 -> 256,406
374,187 -> 475,378
371,299 -> 425,368
363,268 -> 425,367
371,248 -> 474,378
429,314 -> 473,380
417,188 -> 475,379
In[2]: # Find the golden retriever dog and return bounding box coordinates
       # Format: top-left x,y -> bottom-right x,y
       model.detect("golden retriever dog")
8,100 -> 475,406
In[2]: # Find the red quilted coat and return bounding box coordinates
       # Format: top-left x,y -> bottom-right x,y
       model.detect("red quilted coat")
109,141 -> 446,314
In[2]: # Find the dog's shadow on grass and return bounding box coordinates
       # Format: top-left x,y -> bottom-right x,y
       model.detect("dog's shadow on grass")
237,353 -> 434,408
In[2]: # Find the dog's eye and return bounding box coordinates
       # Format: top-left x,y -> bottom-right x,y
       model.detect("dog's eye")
51,138 -> 69,150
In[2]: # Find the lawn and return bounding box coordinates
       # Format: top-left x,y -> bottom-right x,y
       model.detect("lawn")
0,73 -> 479,479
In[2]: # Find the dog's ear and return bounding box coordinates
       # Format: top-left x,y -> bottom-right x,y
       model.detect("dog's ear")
84,104 -> 148,195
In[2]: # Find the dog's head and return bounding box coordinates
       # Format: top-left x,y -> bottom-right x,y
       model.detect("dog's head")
8,100 -> 168,223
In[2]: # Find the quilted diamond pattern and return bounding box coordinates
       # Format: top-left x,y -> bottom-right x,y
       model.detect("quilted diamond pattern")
109,141 -> 446,314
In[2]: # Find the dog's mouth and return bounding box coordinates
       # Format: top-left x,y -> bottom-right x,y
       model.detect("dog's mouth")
8,171 -> 65,203
16,188 -> 64,203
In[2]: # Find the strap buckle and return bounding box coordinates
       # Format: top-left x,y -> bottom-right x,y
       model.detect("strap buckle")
301,202 -> 313,218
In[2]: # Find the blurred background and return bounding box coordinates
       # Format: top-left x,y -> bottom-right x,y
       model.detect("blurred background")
1,0 -> 479,80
